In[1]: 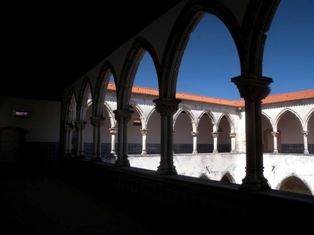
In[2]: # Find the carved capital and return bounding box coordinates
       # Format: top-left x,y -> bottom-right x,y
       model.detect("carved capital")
212,132 -> 219,138
109,127 -> 118,135
153,97 -> 181,116
75,120 -> 86,129
191,131 -> 198,137
302,131 -> 309,136
90,116 -> 105,127
231,75 -> 273,101
140,129 -> 148,135
230,132 -> 236,138
114,108 -> 133,122
271,131 -> 279,137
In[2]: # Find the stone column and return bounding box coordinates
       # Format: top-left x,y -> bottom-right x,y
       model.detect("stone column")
271,131 -> 279,154
212,132 -> 219,153
90,116 -> 104,161
191,131 -> 198,154
75,120 -> 86,158
114,108 -> 133,167
109,127 -> 118,156
140,129 -> 148,155
154,97 -> 181,175
230,132 -> 236,153
232,76 -> 272,191
303,131 -> 309,154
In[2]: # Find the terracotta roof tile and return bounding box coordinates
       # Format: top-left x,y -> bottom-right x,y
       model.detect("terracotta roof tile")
106,83 -> 314,107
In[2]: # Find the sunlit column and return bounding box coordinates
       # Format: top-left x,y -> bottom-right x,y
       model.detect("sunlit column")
140,129 -> 148,155
191,131 -> 198,154
154,98 -> 180,175
212,132 -> 218,153
271,131 -> 279,154
303,131 -> 309,154
230,132 -> 236,153
232,75 -> 272,191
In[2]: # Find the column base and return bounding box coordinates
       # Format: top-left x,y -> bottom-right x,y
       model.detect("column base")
192,151 -> 198,154
273,150 -> 278,154
156,165 -> 177,175
212,150 -> 218,153
141,150 -> 147,155
304,150 -> 309,154
240,176 -> 270,191
115,158 -> 130,167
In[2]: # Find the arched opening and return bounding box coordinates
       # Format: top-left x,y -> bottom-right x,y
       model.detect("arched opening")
198,113 -> 214,153
221,172 -> 235,184
308,112 -> 314,154
146,110 -> 161,154
262,114 -> 273,153
279,176 -> 312,195
127,105 -> 142,154
217,116 -> 231,153
264,0 -> 314,95
176,13 -> 240,99
66,92 -> 77,155
101,105 -> 113,159
173,111 -> 193,154
277,111 -> 303,153
84,104 -> 93,160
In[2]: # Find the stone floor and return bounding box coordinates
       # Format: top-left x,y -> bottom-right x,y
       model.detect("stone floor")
0,165 -> 154,235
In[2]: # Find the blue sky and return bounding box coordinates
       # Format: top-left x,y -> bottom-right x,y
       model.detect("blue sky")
133,0 -> 314,100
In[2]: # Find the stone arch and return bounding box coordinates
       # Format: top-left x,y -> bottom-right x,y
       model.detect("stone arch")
94,62 -> 118,117
275,108 -> 303,130
277,175 -> 312,196
160,0 -> 243,98
217,114 -> 233,152
220,172 -> 235,184
173,109 -> 194,154
197,111 -> 215,153
173,108 -> 195,130
306,108 -> 314,154
103,102 -> 116,128
118,37 -> 161,110
129,101 -> 145,129
127,102 -> 144,154
77,77 -> 93,121
64,88 -> 77,124
276,109 -> 304,153
305,108 -> 314,131
146,108 -> 161,154
262,112 -> 274,153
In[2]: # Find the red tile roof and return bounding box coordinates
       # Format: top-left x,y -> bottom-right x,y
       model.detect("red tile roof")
106,83 -> 314,107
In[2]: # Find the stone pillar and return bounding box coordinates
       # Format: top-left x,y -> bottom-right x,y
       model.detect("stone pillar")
212,132 -> 219,153
191,131 -> 198,154
303,131 -> 309,154
140,129 -> 148,155
271,131 -> 279,154
232,76 -> 273,191
114,108 -> 133,167
154,97 -> 181,175
230,132 -> 236,153
90,116 -> 104,161
75,120 -> 86,158
109,127 -> 118,156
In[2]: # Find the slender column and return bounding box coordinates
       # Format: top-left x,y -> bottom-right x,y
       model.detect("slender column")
230,132 -> 236,153
114,108 -> 133,167
64,123 -> 71,155
232,75 -> 272,191
191,131 -> 198,154
154,97 -> 181,175
212,132 -> 219,153
303,131 -> 309,154
90,116 -> 104,161
75,120 -> 86,158
271,131 -> 279,154
140,129 -> 148,155
109,127 -> 118,156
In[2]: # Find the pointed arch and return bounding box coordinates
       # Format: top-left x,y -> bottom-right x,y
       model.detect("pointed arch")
118,37 -> 161,109
103,102 -> 116,128
262,111 -> 274,129
173,108 -> 195,130
64,88 -> 77,124
197,110 -> 216,130
305,108 -> 314,131
94,61 -> 118,117
129,101 -> 145,129
277,175 -> 312,196
217,113 -> 234,132
77,77 -> 93,120
160,0 -> 242,97
146,107 -> 157,128
275,108 -> 303,130
262,112 -> 274,153
220,172 -> 235,184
